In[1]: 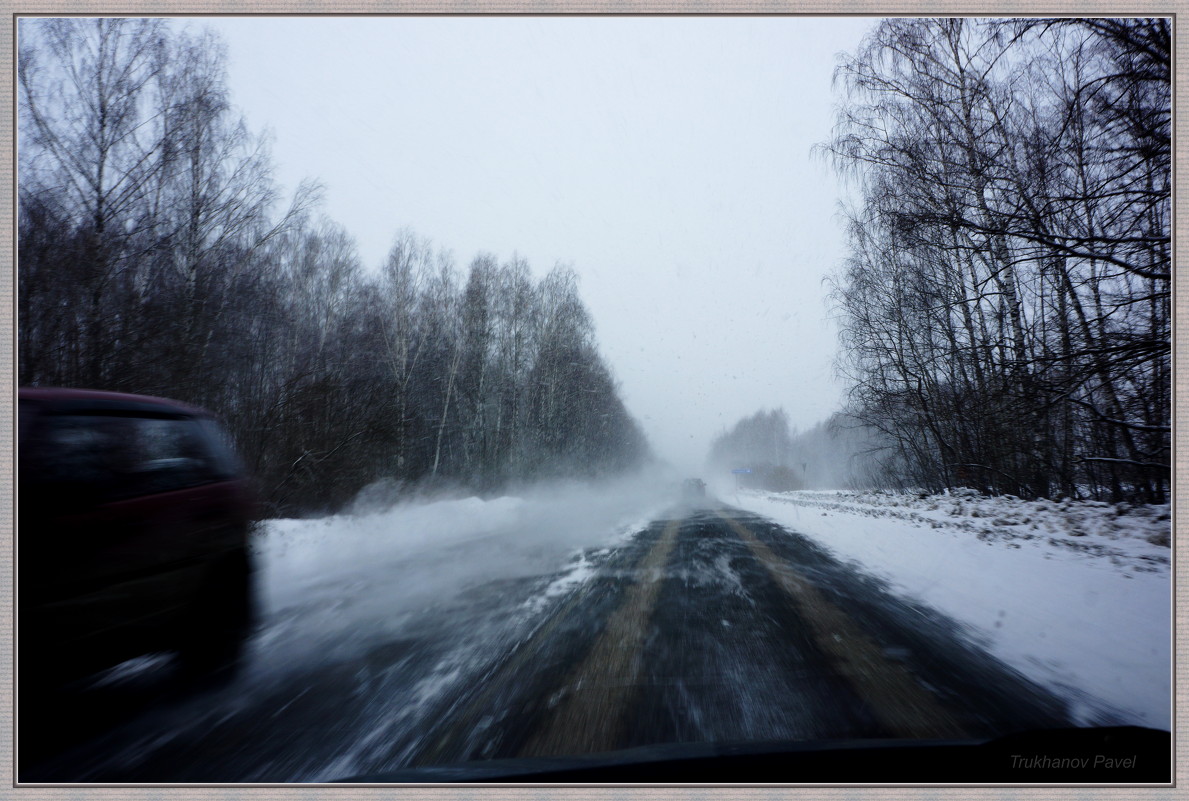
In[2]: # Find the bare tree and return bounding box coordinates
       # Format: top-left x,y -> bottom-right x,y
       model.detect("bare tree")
823,17 -> 1169,501
19,18 -> 169,386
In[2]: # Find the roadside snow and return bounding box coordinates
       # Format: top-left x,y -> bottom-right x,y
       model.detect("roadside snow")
257,495 -> 528,614
731,489 -> 1171,730
248,479 -> 670,672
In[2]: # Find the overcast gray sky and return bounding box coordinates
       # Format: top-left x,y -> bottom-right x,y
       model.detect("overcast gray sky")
202,15 -> 875,472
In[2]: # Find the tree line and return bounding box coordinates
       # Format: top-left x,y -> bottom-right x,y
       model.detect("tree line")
708,408 -> 884,492
18,18 -> 650,515
822,18 -> 1169,502
708,408 -> 801,491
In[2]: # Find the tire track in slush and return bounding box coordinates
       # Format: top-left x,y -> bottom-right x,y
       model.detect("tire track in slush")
409,518 -> 681,765
515,518 -> 681,758
717,510 -> 967,739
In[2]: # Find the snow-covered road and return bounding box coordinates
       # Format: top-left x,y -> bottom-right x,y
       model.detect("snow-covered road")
21,482 -> 1171,782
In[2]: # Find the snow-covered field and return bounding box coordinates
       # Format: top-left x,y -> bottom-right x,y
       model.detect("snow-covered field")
730,488 -> 1171,730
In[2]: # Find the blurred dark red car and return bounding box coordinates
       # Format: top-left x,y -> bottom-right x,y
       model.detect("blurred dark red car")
18,387 -> 257,687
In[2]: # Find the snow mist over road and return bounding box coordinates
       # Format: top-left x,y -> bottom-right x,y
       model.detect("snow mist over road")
249,473 -> 675,677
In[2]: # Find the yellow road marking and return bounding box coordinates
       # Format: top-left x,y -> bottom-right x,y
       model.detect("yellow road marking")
517,518 -> 682,758
717,510 -> 967,739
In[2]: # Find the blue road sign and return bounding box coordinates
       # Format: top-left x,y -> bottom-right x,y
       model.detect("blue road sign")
731,468 -> 752,474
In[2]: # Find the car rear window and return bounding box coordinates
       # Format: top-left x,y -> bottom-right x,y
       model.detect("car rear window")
193,417 -> 245,480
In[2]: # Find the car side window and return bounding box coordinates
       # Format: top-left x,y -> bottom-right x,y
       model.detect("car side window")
125,417 -> 218,496
40,416 -> 128,490
37,414 -> 225,501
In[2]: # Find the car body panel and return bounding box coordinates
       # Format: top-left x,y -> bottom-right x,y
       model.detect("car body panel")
18,387 -> 256,682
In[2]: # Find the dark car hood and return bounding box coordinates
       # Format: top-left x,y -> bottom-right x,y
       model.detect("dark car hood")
338,725 -> 1170,784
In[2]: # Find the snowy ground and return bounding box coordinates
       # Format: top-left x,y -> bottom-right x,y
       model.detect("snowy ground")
729,488 -> 1171,731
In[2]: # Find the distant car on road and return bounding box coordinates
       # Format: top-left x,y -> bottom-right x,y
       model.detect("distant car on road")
19,388 -> 257,687
682,478 -> 707,499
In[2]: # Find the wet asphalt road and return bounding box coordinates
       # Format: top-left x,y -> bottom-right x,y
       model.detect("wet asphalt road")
20,501 -> 1075,782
